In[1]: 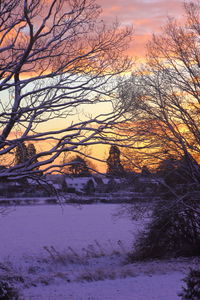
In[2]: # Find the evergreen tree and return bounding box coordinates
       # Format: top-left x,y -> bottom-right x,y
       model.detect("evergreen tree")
27,143 -> 38,164
15,142 -> 40,174
106,145 -> 124,176
15,142 -> 28,165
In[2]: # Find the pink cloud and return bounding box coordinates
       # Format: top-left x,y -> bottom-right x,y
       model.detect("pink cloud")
98,0 -> 184,56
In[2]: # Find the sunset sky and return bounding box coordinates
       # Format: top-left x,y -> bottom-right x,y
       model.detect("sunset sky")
2,0 -> 187,173
89,0 -> 185,170
100,0 -> 184,57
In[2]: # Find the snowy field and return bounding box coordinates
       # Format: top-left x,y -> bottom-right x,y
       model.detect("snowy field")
0,204 -> 134,258
0,204 -> 196,299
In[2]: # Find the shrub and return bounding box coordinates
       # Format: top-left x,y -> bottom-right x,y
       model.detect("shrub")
0,280 -> 19,300
179,269 -> 200,300
128,199 -> 200,261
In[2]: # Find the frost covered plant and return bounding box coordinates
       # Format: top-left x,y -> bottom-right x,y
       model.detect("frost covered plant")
128,199 -> 200,261
179,269 -> 200,300
77,268 -> 116,282
0,280 -> 19,300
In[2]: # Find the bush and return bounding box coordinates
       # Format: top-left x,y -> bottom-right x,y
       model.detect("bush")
179,269 -> 200,300
128,199 -> 200,261
0,280 -> 19,300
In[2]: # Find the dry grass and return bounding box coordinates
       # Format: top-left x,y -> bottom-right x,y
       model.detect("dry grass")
0,241 -> 198,296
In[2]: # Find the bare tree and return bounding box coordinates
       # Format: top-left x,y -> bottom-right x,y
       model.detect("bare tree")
120,2 -> 200,260
120,1 -> 200,178
0,0 -> 132,179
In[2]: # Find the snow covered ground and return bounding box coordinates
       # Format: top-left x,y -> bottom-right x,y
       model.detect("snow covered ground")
24,273 -> 184,300
0,204 -> 196,299
0,204 -> 135,258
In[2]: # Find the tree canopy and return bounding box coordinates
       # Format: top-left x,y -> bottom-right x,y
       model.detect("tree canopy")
64,156 -> 91,176
0,0 -> 132,179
